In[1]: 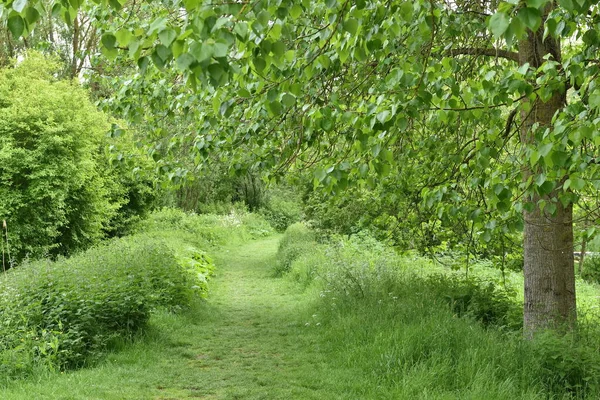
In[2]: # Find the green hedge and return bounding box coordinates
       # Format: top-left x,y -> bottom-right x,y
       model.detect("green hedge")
0,234 -> 208,378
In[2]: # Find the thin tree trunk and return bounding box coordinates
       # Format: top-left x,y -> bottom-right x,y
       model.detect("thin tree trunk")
519,11 -> 576,335
579,236 -> 587,276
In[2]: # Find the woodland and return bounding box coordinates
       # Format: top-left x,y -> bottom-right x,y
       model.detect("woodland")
0,0 -> 599,398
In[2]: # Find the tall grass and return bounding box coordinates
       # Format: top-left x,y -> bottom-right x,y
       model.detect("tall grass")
279,227 -> 600,399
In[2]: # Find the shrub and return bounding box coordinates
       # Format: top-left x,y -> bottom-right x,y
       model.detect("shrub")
581,255 -> 600,284
424,274 -> 522,330
0,234 -> 206,377
275,222 -> 316,275
260,186 -> 303,232
0,53 -> 116,261
532,330 -> 600,396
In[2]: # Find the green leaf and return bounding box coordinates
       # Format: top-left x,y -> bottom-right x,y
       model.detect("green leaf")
115,29 -> 133,47
267,100 -> 282,116
12,0 -> 27,13
213,42 -> 228,58
538,180 -> 554,195
272,40 -> 286,58
253,57 -> 266,72
489,12 -> 510,38
158,29 -> 177,47
234,22 -> 248,40
282,93 -> 296,107
7,15 -> 24,38
539,143 -> 553,157
176,53 -> 195,71
190,41 -> 213,62
589,90 -> 600,109
343,18 -> 358,35
151,51 -> 165,69
101,33 -> 117,50
156,44 -> 172,61
290,4 -> 302,19
148,17 -> 167,34
570,177 -> 586,190
558,0 -> 575,12
517,7 -> 542,31
24,6 -> 40,24
172,40 -> 184,58
137,56 -> 150,72
526,0 -> 549,6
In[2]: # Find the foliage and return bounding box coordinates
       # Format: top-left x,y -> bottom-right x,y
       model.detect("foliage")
581,255 -> 600,284
0,234 -> 206,378
134,207 -> 274,246
275,222 -> 316,275
424,274 -> 522,330
101,126 -> 158,237
260,185 -> 303,232
278,228 -> 600,397
532,329 -> 600,396
0,53 -> 115,261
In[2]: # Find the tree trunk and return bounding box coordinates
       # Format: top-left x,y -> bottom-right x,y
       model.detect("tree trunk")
579,236 -> 587,276
519,17 -> 577,335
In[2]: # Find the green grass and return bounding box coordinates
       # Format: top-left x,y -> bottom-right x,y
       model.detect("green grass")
0,236 -> 371,399
3,233 -> 600,399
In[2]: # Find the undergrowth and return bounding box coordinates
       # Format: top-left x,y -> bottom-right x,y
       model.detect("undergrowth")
278,225 -> 600,398
0,208 -> 272,383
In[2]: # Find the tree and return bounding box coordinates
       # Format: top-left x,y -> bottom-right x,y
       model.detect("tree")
12,0 -> 600,334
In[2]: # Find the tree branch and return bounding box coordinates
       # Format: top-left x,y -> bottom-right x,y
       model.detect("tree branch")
448,47 -> 520,62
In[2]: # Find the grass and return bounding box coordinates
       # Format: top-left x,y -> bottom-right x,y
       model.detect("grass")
3,231 -> 600,399
0,236 -> 371,399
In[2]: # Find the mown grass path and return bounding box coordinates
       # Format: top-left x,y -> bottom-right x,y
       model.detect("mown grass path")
0,236 -> 365,399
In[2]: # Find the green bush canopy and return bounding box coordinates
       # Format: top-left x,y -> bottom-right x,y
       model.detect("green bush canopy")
0,53 -> 149,262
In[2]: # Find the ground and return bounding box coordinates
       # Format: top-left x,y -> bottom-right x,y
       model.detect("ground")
0,236 -> 369,399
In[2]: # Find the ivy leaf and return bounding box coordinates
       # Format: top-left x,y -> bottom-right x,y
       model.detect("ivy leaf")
7,15 -> 24,38
489,12 -> 510,38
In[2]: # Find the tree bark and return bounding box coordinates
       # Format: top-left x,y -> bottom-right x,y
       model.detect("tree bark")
519,15 -> 577,335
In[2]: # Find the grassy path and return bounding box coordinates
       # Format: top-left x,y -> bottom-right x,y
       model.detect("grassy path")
0,236 -> 364,399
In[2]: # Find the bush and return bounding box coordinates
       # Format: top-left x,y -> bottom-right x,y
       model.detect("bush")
532,329 -> 600,396
0,53 -> 115,261
101,126 -> 157,237
260,186 -> 303,232
275,222 -> 316,275
135,207 -> 273,246
424,274 -> 522,330
0,234 -> 207,377
581,255 -> 600,284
